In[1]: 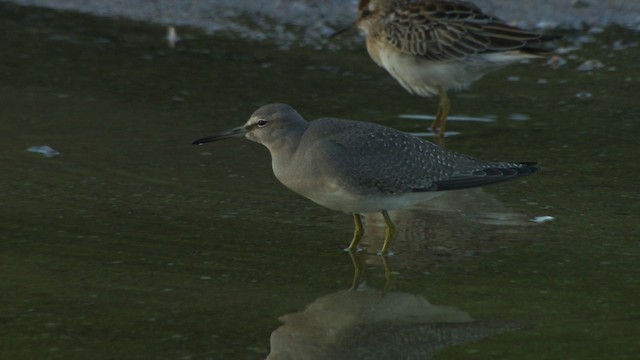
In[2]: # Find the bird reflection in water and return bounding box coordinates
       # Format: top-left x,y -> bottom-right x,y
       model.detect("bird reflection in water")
267,251 -> 530,360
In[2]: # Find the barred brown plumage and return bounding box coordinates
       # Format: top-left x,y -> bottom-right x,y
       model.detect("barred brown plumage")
355,0 -> 560,142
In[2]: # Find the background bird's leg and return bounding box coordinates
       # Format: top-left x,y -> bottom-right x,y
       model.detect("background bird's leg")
379,210 -> 396,255
347,213 -> 365,251
431,86 -> 450,143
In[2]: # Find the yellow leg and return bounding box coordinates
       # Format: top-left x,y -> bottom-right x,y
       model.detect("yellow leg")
347,213 -> 365,251
431,86 -> 450,143
379,210 -> 396,255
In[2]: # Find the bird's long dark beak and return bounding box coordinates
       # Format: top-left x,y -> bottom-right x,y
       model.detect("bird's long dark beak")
329,22 -> 356,39
192,126 -> 247,145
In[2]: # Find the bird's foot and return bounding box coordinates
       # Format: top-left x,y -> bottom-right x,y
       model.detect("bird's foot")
344,246 -> 364,253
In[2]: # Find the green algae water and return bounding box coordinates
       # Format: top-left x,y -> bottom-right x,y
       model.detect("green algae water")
1,3 -> 639,359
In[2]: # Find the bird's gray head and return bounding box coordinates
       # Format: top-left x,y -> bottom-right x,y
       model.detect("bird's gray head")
192,103 -> 308,152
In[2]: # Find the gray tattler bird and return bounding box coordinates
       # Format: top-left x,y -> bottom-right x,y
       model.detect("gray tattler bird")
193,103 -> 537,255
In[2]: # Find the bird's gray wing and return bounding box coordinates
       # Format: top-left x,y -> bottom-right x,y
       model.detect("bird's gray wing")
307,118 -> 535,195
383,0 -> 554,61
320,121 -> 458,195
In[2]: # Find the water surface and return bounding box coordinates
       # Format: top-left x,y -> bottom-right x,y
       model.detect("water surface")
1,3 -> 639,359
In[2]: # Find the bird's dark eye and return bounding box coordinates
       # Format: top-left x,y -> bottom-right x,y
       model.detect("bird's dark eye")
257,119 -> 268,127
361,8 -> 371,17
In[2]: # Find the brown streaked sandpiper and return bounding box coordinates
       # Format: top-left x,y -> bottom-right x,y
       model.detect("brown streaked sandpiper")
347,0 -> 560,142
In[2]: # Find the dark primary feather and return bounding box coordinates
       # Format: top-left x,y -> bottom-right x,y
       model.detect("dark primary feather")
431,162 -> 538,191
383,0 -> 558,61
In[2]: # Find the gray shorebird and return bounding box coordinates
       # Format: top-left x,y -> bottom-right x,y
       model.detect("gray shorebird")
193,104 -> 537,255
349,0 -> 560,141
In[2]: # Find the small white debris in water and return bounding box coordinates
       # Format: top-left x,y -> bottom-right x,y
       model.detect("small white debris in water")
575,35 -> 598,44
535,20 -> 557,30
577,59 -> 605,71
27,145 -> 60,157
509,113 -> 530,121
588,26 -> 604,34
506,76 -> 520,82
530,216 -> 555,223
555,46 -> 580,55
576,91 -> 593,99
410,131 -> 462,138
612,39 -> 639,51
537,78 -> 548,84
399,114 -> 495,123
167,26 -> 180,48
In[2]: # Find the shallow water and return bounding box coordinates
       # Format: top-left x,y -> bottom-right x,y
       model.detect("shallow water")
1,3 -> 639,359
